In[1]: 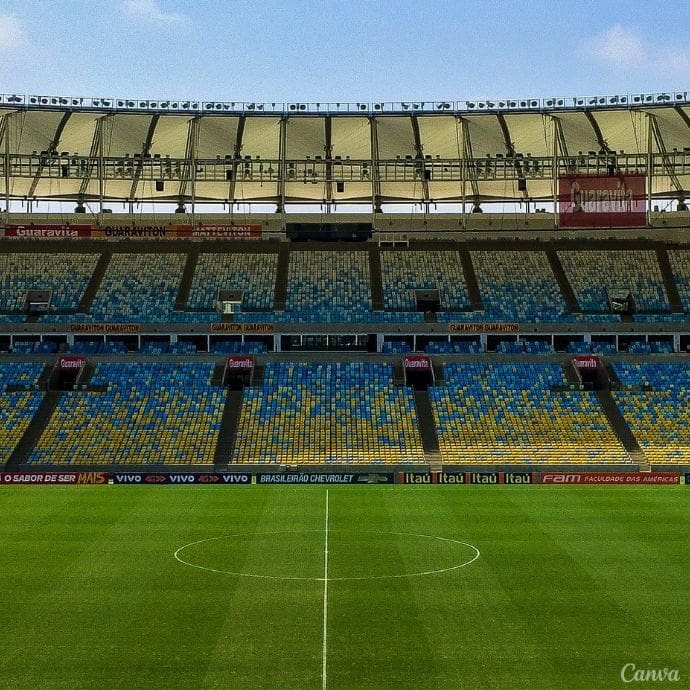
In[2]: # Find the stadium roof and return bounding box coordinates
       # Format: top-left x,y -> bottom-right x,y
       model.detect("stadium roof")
2,93 -> 690,206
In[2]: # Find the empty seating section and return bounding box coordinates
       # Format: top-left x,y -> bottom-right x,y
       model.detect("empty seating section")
284,251 -> 371,322
0,253 -> 97,313
0,363 -> 43,461
559,250 -> 668,311
380,251 -> 469,310
232,363 -> 424,463
612,362 -> 690,464
90,254 -> 184,322
188,253 -> 277,309
429,362 -> 628,464
29,363 -> 224,465
471,251 -> 567,322
668,250 -> 690,312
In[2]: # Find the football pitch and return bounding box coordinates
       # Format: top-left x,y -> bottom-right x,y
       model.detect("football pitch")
0,485 -> 688,690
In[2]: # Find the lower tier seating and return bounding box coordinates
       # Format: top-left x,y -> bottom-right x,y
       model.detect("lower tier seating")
28,363 -> 225,465
429,363 -> 629,464
0,363 -> 44,462
232,363 -> 425,464
613,361 -> 690,464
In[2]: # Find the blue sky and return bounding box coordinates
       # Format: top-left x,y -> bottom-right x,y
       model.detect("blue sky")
0,0 -> 688,103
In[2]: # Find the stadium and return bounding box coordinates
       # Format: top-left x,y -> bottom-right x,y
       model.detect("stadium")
2,3 -> 690,678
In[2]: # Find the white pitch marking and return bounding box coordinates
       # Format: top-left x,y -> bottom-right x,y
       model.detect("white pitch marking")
322,489 -> 329,690
173,530 -> 480,581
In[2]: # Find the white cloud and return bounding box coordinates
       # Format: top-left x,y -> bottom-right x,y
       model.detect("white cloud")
123,0 -> 185,25
0,12 -> 27,52
584,25 -> 646,69
583,24 -> 690,80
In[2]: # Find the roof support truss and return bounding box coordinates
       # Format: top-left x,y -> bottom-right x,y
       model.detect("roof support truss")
27,112 -> 71,198
129,115 -> 160,200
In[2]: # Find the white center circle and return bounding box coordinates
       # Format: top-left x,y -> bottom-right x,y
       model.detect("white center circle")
174,530 -> 480,581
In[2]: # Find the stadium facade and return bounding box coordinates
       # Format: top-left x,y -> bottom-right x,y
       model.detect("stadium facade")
1,91 -> 690,479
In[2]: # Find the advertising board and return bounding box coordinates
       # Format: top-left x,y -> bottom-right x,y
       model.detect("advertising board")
0,472 -> 108,485
558,174 -> 646,228
540,472 -> 680,485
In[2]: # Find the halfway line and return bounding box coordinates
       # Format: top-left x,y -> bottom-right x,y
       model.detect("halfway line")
322,488 -> 329,690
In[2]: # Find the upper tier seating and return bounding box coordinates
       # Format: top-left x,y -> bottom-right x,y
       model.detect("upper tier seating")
0,253 -> 98,314
29,362 -> 225,465
380,251 -> 470,310
612,361 -> 690,464
0,363 -> 44,462
188,253 -> 277,310
471,251 -> 568,322
90,253 -> 185,322
232,362 -> 425,464
429,362 -> 629,464
559,250 -> 668,311
283,251 -> 372,322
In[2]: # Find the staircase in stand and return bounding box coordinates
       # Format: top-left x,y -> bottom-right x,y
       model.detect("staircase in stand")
78,250 -> 112,313
413,390 -> 441,467
368,243 -> 384,311
213,390 -> 244,468
594,389 -> 649,470
546,248 -> 580,313
458,248 -> 483,310
655,247 -> 684,313
174,249 -> 200,310
273,242 -> 291,310
6,391 -> 62,468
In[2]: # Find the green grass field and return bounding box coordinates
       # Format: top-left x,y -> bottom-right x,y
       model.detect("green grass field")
0,486 -> 688,690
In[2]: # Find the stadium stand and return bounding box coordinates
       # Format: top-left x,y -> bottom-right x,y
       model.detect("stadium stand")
0,363 -> 44,462
232,363 -> 425,463
29,363 -> 225,465
188,253 -> 278,310
612,362 -> 690,464
380,250 -> 470,310
559,250 -> 669,312
0,236 -> 689,472
0,253 -> 98,315
429,362 -> 630,464
470,251 -> 568,322
283,251 -> 372,322
90,253 -> 185,322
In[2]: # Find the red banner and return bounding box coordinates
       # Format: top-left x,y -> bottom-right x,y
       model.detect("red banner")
226,356 -> 254,370
59,356 -> 86,371
2,224 -> 262,239
403,355 -> 431,371
558,174 -> 646,228
0,472 -> 109,485
4,224 -> 91,238
573,355 -> 599,370
540,472 -> 679,485
185,225 -> 262,239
